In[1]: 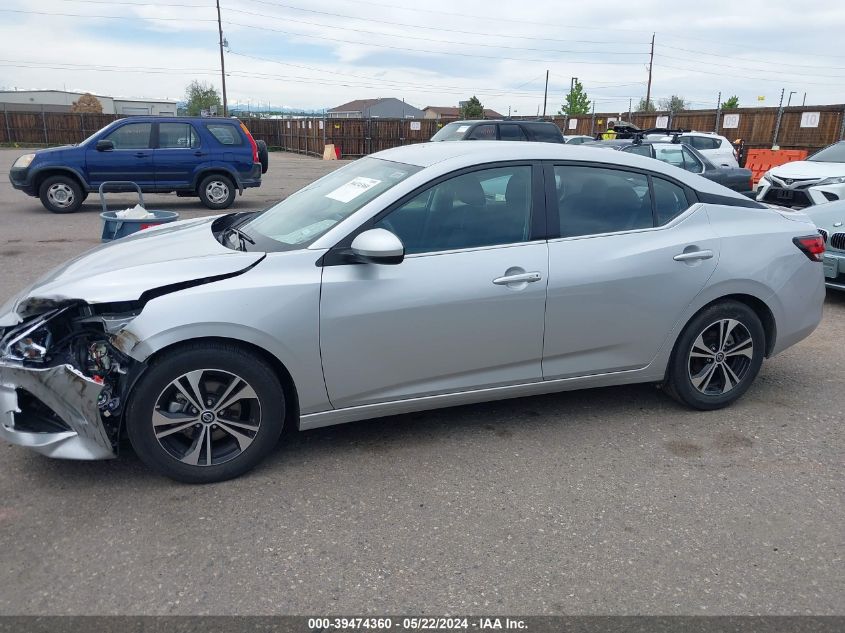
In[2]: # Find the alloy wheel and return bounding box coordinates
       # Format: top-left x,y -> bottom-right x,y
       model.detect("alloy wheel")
687,318 -> 754,395
152,369 -> 261,466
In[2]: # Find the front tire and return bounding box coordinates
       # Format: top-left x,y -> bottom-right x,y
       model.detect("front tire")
664,300 -> 765,410
126,342 -> 285,483
198,174 -> 236,210
39,175 -> 83,213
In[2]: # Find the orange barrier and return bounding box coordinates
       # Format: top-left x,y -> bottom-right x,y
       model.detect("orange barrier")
746,149 -> 808,184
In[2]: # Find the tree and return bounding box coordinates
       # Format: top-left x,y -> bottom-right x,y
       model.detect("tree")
658,95 -> 687,113
636,97 -> 656,113
721,95 -> 740,109
459,96 -> 484,119
70,93 -> 103,114
185,80 -> 221,116
559,79 -> 591,116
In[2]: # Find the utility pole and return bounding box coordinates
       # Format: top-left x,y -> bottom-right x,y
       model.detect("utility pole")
216,0 -> 228,117
542,69 -> 549,118
645,33 -> 655,111
715,91 -> 721,131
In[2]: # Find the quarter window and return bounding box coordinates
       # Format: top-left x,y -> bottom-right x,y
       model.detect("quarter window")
158,123 -> 199,149
652,177 -> 691,225
624,144 -> 653,157
103,123 -> 151,149
375,166 -> 533,254
554,165 -> 653,237
654,144 -> 703,173
206,123 -> 243,145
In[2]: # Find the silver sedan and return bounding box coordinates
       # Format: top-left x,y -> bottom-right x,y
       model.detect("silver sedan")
0,142 -> 826,482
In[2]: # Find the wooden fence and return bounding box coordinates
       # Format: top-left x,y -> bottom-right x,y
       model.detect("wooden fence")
2,104 -> 844,156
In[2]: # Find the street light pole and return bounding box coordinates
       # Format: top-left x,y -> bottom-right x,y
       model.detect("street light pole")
216,0 -> 228,117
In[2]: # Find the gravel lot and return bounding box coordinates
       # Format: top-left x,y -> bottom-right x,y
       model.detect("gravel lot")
0,147 -> 842,616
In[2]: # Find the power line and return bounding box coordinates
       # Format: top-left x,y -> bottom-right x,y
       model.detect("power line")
655,52 -> 845,80
654,59 -> 841,87
0,8 -> 217,21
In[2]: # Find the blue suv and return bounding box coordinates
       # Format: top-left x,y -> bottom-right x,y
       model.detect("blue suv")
9,116 -> 268,213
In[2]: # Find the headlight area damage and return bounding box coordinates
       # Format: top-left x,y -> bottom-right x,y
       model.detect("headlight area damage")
0,302 -> 142,459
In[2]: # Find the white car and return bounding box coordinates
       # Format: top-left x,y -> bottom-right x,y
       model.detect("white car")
756,141 -> 845,209
647,132 -> 739,168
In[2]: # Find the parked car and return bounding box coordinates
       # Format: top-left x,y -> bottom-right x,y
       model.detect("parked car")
647,131 -> 740,168
585,139 -> 754,196
0,142 -> 824,482
431,120 -> 564,143
805,200 -> 845,290
756,141 -> 845,209
563,135 -> 594,145
9,116 -> 268,213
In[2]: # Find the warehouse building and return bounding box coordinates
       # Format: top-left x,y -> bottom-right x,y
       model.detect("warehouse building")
0,90 -> 178,115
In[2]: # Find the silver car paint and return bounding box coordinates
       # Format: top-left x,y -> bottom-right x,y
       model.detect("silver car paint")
805,200 -> 845,290
0,141 -> 826,458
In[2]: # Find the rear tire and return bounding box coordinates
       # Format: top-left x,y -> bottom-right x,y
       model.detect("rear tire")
39,175 -> 83,214
198,174 -> 236,210
126,342 -> 285,483
664,300 -> 765,410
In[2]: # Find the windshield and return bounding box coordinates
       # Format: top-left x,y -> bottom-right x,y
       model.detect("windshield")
430,122 -> 473,141
809,142 -> 845,163
242,157 -> 421,248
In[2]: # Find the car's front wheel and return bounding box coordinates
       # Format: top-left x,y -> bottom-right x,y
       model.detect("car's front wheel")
126,342 -> 285,483
198,174 -> 236,210
664,300 -> 765,410
39,175 -> 84,213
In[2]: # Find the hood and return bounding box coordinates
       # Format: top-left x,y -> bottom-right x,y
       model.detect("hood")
0,217 -> 264,326
769,160 -> 845,180
805,200 -> 845,231
32,145 -> 79,159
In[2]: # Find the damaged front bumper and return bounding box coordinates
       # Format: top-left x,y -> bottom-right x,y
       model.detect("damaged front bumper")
0,361 -> 116,460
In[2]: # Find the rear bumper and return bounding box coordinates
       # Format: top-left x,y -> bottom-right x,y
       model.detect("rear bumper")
766,257 -> 826,356
0,361 -> 116,460
241,163 -> 262,189
822,249 -> 845,290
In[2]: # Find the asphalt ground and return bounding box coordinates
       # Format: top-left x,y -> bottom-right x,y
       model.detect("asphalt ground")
0,148 -> 842,616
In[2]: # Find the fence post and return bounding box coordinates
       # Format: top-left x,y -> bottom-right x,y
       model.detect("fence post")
840,107 -> 845,140
42,108 -> 48,145
80,112 -> 86,141
3,106 -> 10,145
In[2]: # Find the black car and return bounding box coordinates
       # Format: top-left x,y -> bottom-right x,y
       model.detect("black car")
431,120 -> 564,143
584,138 -> 754,196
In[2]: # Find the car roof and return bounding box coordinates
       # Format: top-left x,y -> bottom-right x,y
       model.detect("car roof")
443,119 -> 558,126
370,141 -> 743,198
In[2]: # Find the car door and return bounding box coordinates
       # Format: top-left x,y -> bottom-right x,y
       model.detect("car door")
543,163 -> 719,379
154,121 -> 203,190
85,121 -> 154,188
319,163 -> 549,409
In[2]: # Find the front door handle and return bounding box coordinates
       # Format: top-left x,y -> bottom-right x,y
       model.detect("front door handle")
493,271 -> 542,285
673,249 -> 714,262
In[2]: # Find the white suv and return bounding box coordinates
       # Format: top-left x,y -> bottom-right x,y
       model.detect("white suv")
647,131 -> 739,168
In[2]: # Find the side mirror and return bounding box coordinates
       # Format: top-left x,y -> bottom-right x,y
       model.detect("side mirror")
350,228 -> 404,265
96,139 -> 114,152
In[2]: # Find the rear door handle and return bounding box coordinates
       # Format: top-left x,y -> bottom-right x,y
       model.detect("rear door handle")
493,271 -> 542,285
134,152 -> 149,158
194,151 -> 207,157
673,249 -> 714,262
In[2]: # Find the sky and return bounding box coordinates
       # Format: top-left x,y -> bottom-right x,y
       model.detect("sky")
1,0 -> 845,115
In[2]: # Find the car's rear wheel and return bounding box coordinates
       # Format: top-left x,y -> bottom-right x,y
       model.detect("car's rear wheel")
198,174 -> 236,210
39,175 -> 83,213
126,342 -> 285,483
664,300 -> 765,410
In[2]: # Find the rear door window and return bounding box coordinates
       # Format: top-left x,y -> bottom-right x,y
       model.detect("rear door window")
624,144 -> 653,157
652,177 -> 691,224
158,122 -> 200,149
206,123 -> 243,145
554,165 -> 653,237
684,136 -> 720,150
499,124 -> 527,141
525,123 -> 563,143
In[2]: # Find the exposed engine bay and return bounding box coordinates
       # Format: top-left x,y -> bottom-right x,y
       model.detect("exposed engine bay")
0,301 -> 143,454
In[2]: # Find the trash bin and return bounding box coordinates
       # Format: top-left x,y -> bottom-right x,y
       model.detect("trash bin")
99,181 -> 180,242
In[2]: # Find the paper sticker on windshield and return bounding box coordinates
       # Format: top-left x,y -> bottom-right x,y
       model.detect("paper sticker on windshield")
325,177 -> 382,203
456,125 -> 470,133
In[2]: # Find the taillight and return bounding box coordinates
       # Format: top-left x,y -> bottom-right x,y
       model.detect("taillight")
240,121 -> 259,164
793,235 -> 825,262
